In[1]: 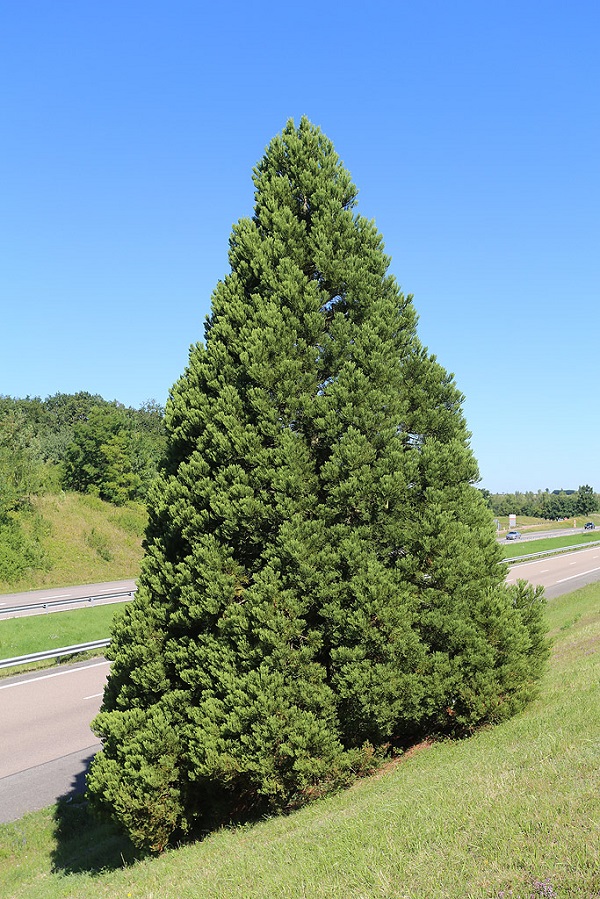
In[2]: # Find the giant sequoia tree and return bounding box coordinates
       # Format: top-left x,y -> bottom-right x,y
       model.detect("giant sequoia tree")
87,118 -> 547,851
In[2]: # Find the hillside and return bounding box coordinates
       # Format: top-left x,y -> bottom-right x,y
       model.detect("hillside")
0,492 -> 146,594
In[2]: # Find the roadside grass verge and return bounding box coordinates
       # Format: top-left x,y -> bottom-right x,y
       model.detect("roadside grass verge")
501,531 -> 600,559
495,514 -> 600,534
0,583 -> 599,898
0,493 -> 146,595
0,604 -> 124,671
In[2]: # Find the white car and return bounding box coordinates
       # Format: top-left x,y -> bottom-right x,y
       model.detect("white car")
506,531 -> 521,541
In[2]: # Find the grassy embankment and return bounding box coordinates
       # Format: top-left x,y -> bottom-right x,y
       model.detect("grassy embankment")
0,492 -> 146,595
0,492 -> 144,672
0,581 -> 598,898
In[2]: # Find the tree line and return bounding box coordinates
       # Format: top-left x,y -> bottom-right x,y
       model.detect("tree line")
0,391 -> 165,515
483,486 -> 598,519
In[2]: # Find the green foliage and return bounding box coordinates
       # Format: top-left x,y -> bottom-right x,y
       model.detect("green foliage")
61,401 -> 166,504
88,118 -> 549,852
573,483 -> 597,516
0,512 -> 49,583
0,392 -> 166,505
489,485 -> 599,519
87,705 -> 186,854
0,406 -> 45,515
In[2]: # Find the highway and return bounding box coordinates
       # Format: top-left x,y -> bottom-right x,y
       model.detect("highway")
1,552 -> 600,824
506,543 -> 600,598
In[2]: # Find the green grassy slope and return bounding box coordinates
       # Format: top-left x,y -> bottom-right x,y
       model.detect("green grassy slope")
0,493 -> 146,594
1,583 -> 598,898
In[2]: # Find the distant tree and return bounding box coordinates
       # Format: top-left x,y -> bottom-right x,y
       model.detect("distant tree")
0,407 -> 44,515
100,432 -> 143,505
540,491 -> 576,520
62,406 -> 124,496
87,118 -> 549,852
573,484 -> 597,517
0,393 -> 165,508
478,488 -> 492,509
61,400 -> 165,503
36,392 -> 108,464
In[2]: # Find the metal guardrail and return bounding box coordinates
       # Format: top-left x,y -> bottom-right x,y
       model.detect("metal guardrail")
0,639 -> 110,669
505,538 -> 600,564
0,589 -> 136,617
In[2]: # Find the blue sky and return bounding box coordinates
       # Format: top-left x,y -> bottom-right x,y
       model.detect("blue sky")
2,2 -> 598,493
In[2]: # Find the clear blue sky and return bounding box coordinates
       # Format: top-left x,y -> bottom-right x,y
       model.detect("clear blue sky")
2,2 -> 598,493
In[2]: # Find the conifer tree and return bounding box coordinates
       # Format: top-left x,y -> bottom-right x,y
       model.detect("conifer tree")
87,118 -> 547,852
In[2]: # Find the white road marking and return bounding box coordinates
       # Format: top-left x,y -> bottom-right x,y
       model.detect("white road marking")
0,660 -> 110,691
556,566 -> 600,584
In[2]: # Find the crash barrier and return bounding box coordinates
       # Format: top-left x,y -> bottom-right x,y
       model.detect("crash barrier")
0,639 -> 110,669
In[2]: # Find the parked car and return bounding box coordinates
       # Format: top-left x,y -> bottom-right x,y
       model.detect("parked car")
584,522 -> 596,530
506,530 -> 521,540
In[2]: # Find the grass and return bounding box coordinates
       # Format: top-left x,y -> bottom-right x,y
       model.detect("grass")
495,514 -> 600,533
0,603 -> 124,665
501,531 -> 600,560
0,493 -> 146,594
1,583 -> 599,898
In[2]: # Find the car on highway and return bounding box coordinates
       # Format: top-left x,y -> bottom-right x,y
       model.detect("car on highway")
506,530 -> 521,540
584,522 -> 596,530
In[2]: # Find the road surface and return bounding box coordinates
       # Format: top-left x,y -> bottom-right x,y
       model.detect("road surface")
0,659 -> 107,822
506,543 -> 600,598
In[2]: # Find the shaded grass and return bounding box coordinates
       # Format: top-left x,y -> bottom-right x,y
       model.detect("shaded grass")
0,583 -> 599,898
0,493 -> 146,594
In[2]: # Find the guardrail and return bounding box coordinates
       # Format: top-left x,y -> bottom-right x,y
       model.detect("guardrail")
0,639 -> 110,670
0,589 -> 136,617
505,538 -> 600,564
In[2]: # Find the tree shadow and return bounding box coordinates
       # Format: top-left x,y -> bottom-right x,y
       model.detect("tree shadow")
50,752 -> 139,875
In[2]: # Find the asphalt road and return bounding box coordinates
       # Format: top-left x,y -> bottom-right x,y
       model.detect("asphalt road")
0,659 -> 107,822
1,553 -> 600,825
506,543 -> 600,598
